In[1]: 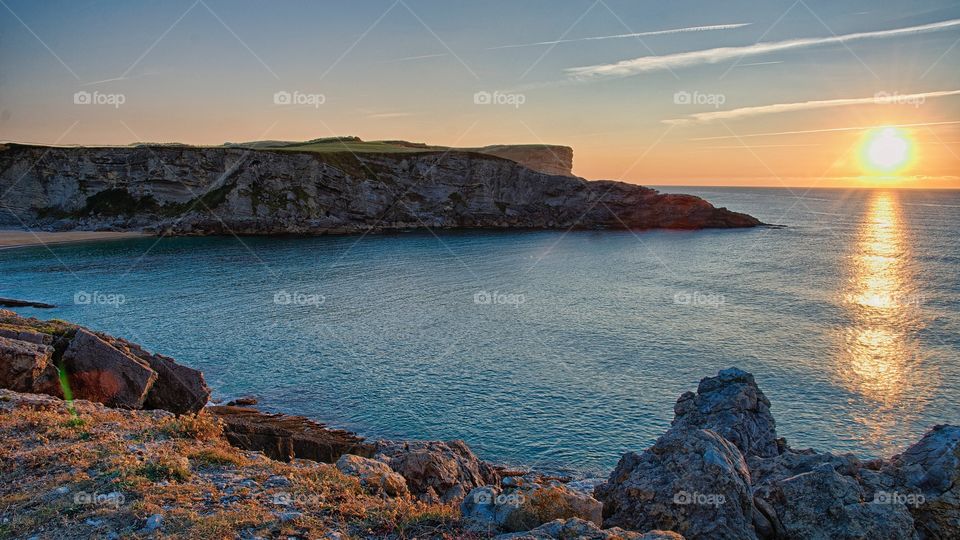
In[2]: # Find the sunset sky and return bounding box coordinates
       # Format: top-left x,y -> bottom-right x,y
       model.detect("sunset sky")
1,0 -> 958,187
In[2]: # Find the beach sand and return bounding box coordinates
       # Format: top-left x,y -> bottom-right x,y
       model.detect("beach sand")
0,230 -> 148,249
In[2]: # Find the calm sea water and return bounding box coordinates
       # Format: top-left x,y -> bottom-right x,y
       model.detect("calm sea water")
2,187 -> 958,477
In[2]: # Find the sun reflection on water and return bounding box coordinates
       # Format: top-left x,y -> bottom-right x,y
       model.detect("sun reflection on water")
837,191 -> 936,454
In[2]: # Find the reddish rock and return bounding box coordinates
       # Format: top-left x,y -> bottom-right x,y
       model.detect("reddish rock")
0,336 -> 57,393
375,439 -> 500,504
106,337 -> 210,414
61,328 -> 158,409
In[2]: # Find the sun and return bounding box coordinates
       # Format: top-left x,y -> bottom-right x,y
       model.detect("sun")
861,127 -> 912,174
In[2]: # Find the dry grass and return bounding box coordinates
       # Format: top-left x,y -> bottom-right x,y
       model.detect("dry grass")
0,390 -> 471,539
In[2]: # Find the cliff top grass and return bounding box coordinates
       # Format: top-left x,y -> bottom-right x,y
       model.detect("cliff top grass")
0,390 -> 468,539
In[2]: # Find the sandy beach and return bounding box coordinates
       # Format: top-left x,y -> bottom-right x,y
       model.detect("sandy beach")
0,230 -> 148,249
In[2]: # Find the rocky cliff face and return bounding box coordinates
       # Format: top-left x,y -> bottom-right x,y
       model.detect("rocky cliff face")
0,144 -> 760,233
469,145 -> 575,177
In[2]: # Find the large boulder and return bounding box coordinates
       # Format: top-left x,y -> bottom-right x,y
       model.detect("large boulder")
107,338 -> 210,414
495,518 -> 684,539
207,405 -> 374,463
595,428 -> 757,540
0,336 -> 58,394
374,439 -> 499,504
335,454 -> 408,497
884,425 -> 960,539
60,329 -> 158,409
755,463 -> 916,540
462,479 -> 603,533
671,368 -> 780,459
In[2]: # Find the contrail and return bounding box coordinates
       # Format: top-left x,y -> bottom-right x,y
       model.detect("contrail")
689,120 -> 960,141
487,23 -> 751,50
568,18 -> 960,79
665,89 -> 960,125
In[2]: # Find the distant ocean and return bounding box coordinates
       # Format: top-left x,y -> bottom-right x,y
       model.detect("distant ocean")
2,187 -> 958,478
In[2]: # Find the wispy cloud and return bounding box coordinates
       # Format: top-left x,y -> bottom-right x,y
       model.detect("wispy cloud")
567,18 -> 960,79
689,120 -> 960,141
487,23 -> 751,50
665,89 -> 960,125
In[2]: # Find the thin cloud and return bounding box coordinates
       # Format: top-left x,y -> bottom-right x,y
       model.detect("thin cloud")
488,23 -> 751,50
383,53 -> 448,62
689,120 -> 960,141
567,18 -> 960,79
665,89 -> 960,125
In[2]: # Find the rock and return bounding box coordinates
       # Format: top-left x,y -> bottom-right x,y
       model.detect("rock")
60,328 -> 158,409
755,463 -> 916,540
595,428 -> 757,540
885,425 -> 960,539
494,518 -> 684,539
671,367 -> 781,459
226,396 -> 258,406
0,326 -> 53,345
0,297 -> 55,309
143,514 -> 164,532
0,336 -> 58,394
129,347 -> 210,414
336,454 -> 409,497
207,406 -> 374,463
277,511 -> 302,523
375,439 -> 499,504
463,481 -> 603,533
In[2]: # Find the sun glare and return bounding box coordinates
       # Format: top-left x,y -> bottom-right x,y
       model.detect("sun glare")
861,127 -> 912,174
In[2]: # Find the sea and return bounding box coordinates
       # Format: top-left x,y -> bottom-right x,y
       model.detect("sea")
2,187 -> 958,478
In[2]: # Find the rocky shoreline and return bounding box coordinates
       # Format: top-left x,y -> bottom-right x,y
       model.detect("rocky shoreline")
1,310 -> 956,539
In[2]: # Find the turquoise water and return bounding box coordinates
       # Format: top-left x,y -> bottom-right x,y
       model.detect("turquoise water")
2,187 -> 958,477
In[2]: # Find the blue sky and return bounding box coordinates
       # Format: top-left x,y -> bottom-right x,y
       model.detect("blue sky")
1,0 -> 958,185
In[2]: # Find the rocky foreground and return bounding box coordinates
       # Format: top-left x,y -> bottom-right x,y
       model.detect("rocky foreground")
0,141 -> 760,234
1,310 -> 957,539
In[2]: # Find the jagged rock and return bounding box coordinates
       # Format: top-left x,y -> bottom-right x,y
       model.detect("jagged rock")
463,480 -> 603,533
671,367 -> 780,459
106,338 -> 209,414
755,463 -> 916,540
335,454 -> 408,497
885,425 -> 960,539
0,326 -> 53,345
0,297 -> 55,309
61,329 -> 158,409
374,439 -> 499,504
207,406 -> 373,463
596,428 -> 757,540
0,336 -> 57,393
495,518 -> 684,539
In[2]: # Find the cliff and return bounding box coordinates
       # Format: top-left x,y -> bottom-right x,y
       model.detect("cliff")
0,142 -> 760,234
